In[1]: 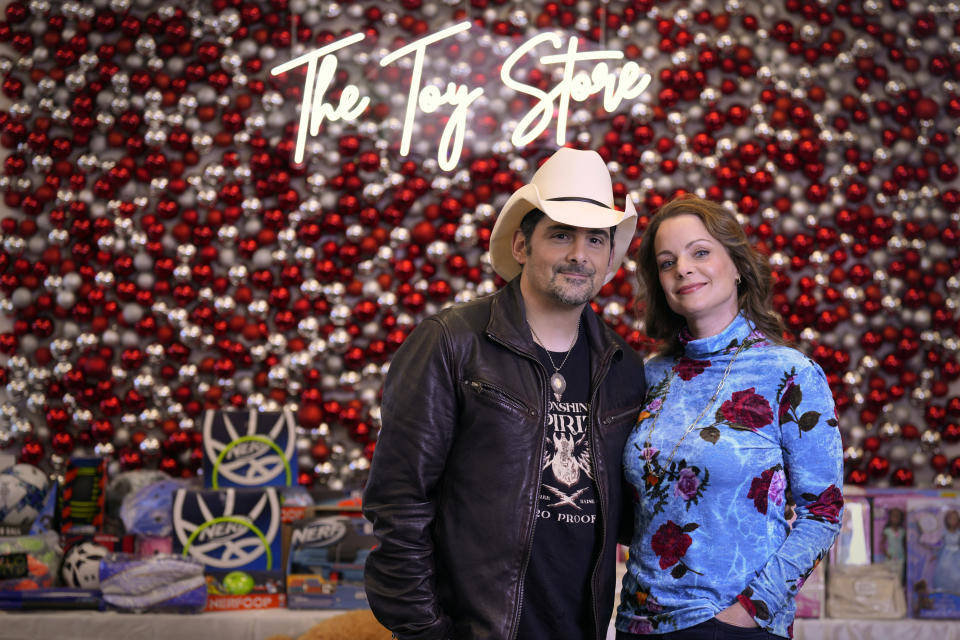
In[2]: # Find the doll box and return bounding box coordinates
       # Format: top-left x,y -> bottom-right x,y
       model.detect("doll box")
171,487 -> 285,610
201,409 -> 298,489
829,496 -> 872,567
870,493 -> 908,583
795,560 -> 825,618
906,496 -> 960,619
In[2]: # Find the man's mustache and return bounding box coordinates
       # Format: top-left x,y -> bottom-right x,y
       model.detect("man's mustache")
554,265 -> 596,277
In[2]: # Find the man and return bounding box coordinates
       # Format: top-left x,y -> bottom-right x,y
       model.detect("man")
363,147 -> 647,640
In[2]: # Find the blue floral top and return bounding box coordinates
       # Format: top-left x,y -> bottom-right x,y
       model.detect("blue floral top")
617,315 -> 843,638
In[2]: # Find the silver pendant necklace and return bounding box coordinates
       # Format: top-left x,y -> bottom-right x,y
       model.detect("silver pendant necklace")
529,317 -> 581,402
641,339 -> 748,483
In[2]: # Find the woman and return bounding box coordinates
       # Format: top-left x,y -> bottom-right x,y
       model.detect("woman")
616,195 -> 843,639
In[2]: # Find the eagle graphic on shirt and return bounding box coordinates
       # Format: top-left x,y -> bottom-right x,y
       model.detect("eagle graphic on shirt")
544,431 -> 592,487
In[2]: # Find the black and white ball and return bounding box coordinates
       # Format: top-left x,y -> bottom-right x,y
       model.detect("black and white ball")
0,464 -> 50,526
61,542 -> 109,588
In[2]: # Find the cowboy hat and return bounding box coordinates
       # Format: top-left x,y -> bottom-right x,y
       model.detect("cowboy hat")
488,147 -> 638,284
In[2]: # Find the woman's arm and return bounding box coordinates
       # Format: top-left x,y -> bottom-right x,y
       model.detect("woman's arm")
735,358 -> 844,626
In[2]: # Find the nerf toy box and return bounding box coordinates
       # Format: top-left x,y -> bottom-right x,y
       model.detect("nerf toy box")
202,409 -> 298,489
57,457 -> 107,535
172,487 -> 284,610
285,506 -> 376,609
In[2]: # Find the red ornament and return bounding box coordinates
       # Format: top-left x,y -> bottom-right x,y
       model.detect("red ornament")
867,456 -> 890,477
119,450 -> 144,470
18,440 -> 44,465
845,468 -> 868,485
50,431 -> 74,456
891,467 -> 914,486
298,402 -> 324,430
310,440 -> 330,462
297,470 -> 315,488
932,453 -> 949,472
943,423 -> 960,444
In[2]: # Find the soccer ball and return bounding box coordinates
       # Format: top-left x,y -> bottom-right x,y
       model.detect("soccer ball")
0,464 -> 50,526
10,463 -> 47,493
61,541 -> 109,589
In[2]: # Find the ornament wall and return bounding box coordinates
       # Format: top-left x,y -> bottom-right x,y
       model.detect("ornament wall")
0,0 -> 958,489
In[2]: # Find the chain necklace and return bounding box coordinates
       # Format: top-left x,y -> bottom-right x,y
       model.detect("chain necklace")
641,339 -> 749,482
529,317 -> 581,402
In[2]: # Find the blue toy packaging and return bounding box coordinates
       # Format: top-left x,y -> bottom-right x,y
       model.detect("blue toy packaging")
172,487 -> 285,610
285,510 -> 376,609
201,409 -> 298,489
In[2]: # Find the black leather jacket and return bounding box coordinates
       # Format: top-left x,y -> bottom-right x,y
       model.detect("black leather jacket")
363,278 -> 646,640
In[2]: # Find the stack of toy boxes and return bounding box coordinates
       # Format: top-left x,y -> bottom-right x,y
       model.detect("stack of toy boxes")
820,487 -> 960,621
172,408 -> 298,611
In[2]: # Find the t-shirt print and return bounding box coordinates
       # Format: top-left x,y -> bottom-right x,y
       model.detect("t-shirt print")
540,399 -> 596,524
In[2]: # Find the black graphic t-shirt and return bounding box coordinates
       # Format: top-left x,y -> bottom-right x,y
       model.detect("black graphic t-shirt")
518,328 -> 600,639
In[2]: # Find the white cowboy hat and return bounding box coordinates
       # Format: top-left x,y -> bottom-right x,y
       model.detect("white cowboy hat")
488,147 -> 638,284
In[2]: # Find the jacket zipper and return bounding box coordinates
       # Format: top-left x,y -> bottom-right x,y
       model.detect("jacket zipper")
464,379 -> 532,415
509,363 -> 548,640
491,331 -> 621,640
602,406 -> 641,426
488,334 -> 549,640
588,345 -> 619,640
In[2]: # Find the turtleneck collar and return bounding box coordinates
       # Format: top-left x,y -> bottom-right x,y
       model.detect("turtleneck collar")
679,314 -> 759,359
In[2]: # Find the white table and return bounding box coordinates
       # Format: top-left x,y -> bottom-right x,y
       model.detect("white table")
1,610 -> 958,640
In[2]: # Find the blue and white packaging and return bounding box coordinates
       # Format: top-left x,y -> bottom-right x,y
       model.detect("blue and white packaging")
286,512 -> 376,609
172,487 -> 284,610
202,409 -> 298,489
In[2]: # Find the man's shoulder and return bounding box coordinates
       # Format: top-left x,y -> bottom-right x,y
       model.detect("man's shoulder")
591,315 -> 644,370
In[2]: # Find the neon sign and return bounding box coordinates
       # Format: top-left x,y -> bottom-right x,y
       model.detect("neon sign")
271,22 -> 652,171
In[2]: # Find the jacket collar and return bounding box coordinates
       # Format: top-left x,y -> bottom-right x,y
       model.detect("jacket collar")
486,277 -> 620,363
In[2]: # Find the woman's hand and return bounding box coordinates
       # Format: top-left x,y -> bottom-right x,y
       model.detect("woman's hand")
714,602 -> 758,627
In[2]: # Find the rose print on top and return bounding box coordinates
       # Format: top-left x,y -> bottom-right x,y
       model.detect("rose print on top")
672,357 -> 711,381
651,519 -> 702,579
776,368 -> 830,436
747,464 -> 786,515
804,484 -> 844,524
635,375 -> 672,426
716,387 -> 774,432
737,586 -> 771,622
778,375 -> 798,421
674,468 -> 700,500
636,447 -> 711,516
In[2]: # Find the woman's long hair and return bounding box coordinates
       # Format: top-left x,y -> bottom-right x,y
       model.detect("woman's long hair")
635,194 -> 787,356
